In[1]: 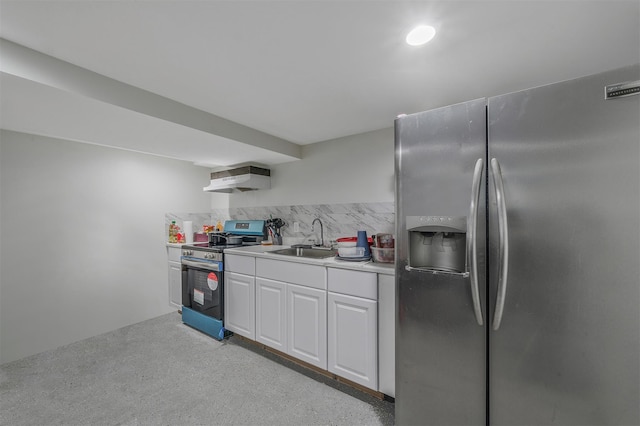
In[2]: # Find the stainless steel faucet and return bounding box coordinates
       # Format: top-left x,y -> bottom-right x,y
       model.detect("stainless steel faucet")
311,218 -> 324,247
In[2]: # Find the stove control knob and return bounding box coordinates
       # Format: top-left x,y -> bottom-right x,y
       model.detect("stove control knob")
183,250 -> 191,256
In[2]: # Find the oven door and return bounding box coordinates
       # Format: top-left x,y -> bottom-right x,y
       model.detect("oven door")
181,259 -> 223,321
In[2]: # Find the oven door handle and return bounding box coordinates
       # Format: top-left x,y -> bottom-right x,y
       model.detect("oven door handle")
181,259 -> 222,271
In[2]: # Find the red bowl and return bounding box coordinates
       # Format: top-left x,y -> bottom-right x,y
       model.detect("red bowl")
336,236 -> 373,245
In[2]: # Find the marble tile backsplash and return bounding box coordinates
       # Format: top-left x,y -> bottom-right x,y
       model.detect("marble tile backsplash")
167,202 -> 395,245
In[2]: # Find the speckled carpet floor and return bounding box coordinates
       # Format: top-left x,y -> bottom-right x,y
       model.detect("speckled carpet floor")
0,311 -> 394,425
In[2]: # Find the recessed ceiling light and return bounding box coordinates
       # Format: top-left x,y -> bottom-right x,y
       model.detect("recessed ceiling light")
406,25 -> 436,46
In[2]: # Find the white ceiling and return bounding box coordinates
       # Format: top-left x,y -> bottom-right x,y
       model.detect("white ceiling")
1,1 -> 639,167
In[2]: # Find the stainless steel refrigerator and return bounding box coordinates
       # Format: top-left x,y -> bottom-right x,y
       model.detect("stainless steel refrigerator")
394,64 -> 639,425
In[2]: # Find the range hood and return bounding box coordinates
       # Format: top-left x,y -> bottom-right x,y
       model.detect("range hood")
203,166 -> 271,193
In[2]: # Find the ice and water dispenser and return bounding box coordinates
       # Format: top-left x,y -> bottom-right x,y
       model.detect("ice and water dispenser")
406,216 -> 467,274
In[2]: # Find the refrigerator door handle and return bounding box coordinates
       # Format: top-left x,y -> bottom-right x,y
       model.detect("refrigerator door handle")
467,158 -> 484,326
491,158 -> 509,330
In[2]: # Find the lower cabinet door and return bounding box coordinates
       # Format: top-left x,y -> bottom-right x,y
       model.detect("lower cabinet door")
224,272 -> 255,339
168,261 -> 183,308
328,292 -> 378,390
287,283 -> 327,369
377,274 -> 395,397
256,277 -> 287,352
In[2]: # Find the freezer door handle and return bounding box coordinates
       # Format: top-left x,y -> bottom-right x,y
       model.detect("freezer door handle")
467,158 -> 484,326
491,158 -> 509,330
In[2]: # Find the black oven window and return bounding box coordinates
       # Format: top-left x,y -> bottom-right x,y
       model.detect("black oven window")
185,268 -> 223,320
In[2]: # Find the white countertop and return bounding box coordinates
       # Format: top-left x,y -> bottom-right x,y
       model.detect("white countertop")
224,245 -> 396,275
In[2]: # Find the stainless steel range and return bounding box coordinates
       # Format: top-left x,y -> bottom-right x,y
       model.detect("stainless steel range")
180,220 -> 266,340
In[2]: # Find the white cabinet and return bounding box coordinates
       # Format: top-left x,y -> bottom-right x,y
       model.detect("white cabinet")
225,254 -> 255,276
256,257 -> 325,290
287,283 -> 327,369
256,257 -> 327,369
378,273 -> 395,397
328,292 -> 377,389
327,268 -> 378,390
225,272 -> 255,339
166,246 -> 183,308
255,277 -> 287,352
225,252 -> 395,395
224,254 -> 257,340
168,263 -> 183,308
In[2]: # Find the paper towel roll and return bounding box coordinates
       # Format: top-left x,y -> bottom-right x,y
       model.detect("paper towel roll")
184,221 -> 193,243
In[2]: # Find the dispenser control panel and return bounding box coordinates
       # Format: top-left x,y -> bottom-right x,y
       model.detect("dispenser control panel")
406,216 -> 466,233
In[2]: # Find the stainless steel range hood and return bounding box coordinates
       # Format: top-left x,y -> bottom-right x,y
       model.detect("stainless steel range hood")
203,165 -> 271,193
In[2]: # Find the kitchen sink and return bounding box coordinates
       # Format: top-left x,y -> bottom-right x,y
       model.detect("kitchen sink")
268,247 -> 337,259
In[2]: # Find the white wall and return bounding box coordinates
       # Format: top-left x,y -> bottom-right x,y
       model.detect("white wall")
219,127 -> 395,209
0,125 -> 394,363
0,130 -> 212,364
